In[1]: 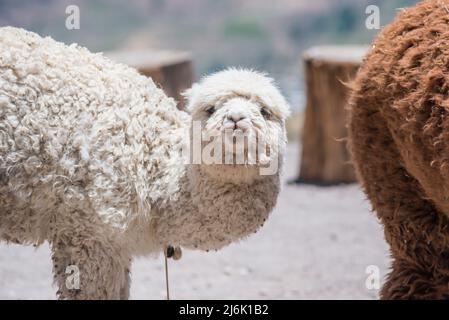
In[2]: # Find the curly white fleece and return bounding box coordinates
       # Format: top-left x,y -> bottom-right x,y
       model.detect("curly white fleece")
0,27 -> 289,299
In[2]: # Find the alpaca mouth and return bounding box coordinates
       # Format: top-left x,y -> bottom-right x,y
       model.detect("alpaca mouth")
219,130 -> 272,166
194,123 -> 277,171
223,129 -> 250,147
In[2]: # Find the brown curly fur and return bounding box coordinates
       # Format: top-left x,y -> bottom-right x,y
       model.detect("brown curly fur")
349,0 -> 449,299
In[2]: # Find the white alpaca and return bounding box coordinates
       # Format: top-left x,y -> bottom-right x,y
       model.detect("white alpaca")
0,27 -> 290,299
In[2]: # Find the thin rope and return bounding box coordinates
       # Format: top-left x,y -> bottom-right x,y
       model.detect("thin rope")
164,250 -> 170,300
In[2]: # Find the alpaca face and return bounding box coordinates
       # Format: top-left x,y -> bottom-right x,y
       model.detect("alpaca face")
184,68 -> 290,181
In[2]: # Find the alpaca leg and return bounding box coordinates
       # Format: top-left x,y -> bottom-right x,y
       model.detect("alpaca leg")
381,258 -> 449,299
350,108 -> 449,299
49,211 -> 131,300
51,236 -> 130,300
120,263 -> 131,300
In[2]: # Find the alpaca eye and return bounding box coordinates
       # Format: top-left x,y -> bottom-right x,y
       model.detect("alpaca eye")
260,107 -> 271,119
205,106 -> 215,116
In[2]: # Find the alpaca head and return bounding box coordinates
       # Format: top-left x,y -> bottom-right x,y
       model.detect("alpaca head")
183,68 -> 290,183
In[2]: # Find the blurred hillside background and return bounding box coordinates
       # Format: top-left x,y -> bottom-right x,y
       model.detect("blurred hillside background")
0,0 -> 419,114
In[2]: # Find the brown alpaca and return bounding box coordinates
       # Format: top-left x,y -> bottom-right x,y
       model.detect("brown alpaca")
349,0 -> 449,299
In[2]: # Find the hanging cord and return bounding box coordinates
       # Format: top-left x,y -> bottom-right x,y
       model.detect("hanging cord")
164,245 -> 182,300
164,248 -> 170,300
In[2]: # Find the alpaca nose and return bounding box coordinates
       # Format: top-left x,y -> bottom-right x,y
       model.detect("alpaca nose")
224,111 -> 248,131
223,104 -> 251,131
227,111 -> 247,123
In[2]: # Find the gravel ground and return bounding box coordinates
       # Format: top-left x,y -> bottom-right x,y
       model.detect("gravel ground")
0,143 -> 390,299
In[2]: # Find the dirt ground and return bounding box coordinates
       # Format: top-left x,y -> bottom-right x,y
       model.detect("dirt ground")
0,143 -> 390,299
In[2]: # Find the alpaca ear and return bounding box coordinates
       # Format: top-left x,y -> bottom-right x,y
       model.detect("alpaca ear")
271,96 -> 291,121
181,83 -> 200,113
280,100 -> 292,120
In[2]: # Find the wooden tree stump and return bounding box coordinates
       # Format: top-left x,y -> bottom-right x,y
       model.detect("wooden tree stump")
106,49 -> 194,109
298,46 -> 367,185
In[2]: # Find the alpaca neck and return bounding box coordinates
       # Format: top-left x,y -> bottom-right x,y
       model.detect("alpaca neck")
154,164 -> 280,251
